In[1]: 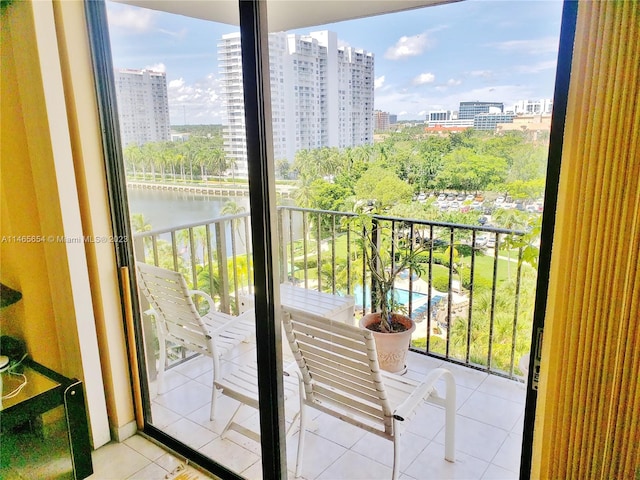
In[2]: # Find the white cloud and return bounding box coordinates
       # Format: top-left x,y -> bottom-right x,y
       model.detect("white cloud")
514,60 -> 557,74
167,73 -> 225,125
470,70 -> 494,79
384,32 -> 434,60
374,76 -> 386,89
413,73 -> 435,85
106,5 -> 154,33
490,37 -> 559,55
447,78 -> 462,86
375,84 -> 538,120
157,28 -> 188,40
145,63 -> 166,73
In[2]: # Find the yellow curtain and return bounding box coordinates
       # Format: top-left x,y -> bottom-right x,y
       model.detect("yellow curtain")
532,1 -> 640,478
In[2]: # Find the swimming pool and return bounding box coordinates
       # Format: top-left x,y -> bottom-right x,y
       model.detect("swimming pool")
352,285 -> 441,310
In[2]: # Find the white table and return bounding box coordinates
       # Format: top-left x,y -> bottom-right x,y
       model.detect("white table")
239,284 -> 355,325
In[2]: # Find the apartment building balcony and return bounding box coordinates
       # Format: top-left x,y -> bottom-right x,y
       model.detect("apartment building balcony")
122,206 -> 533,478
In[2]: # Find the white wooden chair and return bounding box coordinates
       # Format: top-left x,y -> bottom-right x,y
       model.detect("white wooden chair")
136,262 -> 254,420
282,309 -> 456,479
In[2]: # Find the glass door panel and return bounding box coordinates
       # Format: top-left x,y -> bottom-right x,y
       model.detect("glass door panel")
105,2 -> 261,476
266,1 -> 562,478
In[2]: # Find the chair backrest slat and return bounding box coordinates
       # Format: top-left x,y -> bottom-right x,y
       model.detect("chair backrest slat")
283,309 -> 393,435
137,262 -> 213,356
293,334 -> 372,374
302,355 -> 381,391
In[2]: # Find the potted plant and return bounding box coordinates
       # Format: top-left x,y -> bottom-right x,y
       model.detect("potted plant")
352,214 -> 428,374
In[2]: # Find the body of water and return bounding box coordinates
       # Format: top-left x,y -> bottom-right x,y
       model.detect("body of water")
127,188 -> 251,232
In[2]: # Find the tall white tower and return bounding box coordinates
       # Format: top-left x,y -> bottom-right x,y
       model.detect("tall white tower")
114,68 -> 171,147
218,30 -> 374,177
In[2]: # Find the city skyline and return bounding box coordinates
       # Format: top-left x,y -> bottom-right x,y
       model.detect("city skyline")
106,0 -> 563,125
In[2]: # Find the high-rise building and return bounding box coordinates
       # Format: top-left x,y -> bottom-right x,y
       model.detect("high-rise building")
389,114 -> 397,125
219,31 -> 374,177
374,110 -> 390,131
113,69 -> 171,147
512,99 -> 553,115
458,101 -> 504,120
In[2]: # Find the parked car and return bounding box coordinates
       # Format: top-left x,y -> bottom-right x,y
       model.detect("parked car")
438,193 -> 446,201
465,194 -> 475,201
474,235 -> 488,248
417,193 -> 427,202
495,196 -> 505,204
456,193 -> 465,201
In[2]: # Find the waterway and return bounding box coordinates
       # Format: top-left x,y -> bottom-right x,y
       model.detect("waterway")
127,188 -> 251,232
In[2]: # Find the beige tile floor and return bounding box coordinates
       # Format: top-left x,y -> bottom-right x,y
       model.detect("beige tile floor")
1,350 -> 526,480
134,350 -> 526,480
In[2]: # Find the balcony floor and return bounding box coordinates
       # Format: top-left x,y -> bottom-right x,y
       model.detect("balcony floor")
87,349 -> 526,480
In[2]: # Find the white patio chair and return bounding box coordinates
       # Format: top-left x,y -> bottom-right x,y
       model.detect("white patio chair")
136,262 -> 255,420
282,308 -> 456,479
213,361 -> 301,442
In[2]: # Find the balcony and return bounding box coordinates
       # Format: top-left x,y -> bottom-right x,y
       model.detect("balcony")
131,206 -> 532,479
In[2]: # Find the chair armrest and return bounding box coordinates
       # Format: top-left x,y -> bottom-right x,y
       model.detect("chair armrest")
188,289 -> 216,313
392,381 -> 435,421
392,367 -> 456,421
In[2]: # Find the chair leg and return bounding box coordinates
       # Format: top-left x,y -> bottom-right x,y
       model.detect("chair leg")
294,397 -> 307,477
210,356 -> 219,421
157,339 -> 167,395
392,421 -> 401,480
209,385 -> 218,421
443,370 -> 456,463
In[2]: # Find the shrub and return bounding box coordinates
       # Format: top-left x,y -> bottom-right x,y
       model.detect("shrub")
432,271 -> 451,292
432,252 -> 450,267
294,258 -> 318,269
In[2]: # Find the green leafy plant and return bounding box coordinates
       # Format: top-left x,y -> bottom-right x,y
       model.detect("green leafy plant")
348,214 -> 429,333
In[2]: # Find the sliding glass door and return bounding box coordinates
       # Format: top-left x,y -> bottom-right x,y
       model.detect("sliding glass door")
86,1 -> 571,478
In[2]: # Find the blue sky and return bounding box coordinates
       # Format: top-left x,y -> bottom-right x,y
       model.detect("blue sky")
106,0 -> 563,124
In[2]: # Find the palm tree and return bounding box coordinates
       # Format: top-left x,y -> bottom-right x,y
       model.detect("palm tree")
493,209 -> 528,278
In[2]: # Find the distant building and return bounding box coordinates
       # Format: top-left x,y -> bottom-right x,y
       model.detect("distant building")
424,124 -> 472,136
170,132 -> 190,142
113,68 -> 171,147
426,110 -> 473,128
428,110 -> 452,123
458,101 -> 504,120
219,30 -> 374,177
374,110 -> 390,131
473,112 -> 515,130
512,99 -> 553,115
497,114 -> 552,140
389,114 -> 397,125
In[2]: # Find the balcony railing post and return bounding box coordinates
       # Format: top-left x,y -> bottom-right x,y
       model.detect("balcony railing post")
215,222 -> 231,314
370,217 -> 380,313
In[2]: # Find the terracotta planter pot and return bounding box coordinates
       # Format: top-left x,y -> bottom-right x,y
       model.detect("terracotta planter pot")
359,312 -> 415,374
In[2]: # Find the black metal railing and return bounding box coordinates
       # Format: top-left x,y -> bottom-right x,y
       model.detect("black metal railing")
133,206 -> 533,381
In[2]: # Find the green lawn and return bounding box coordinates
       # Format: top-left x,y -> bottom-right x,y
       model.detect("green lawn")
290,233 -> 516,292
